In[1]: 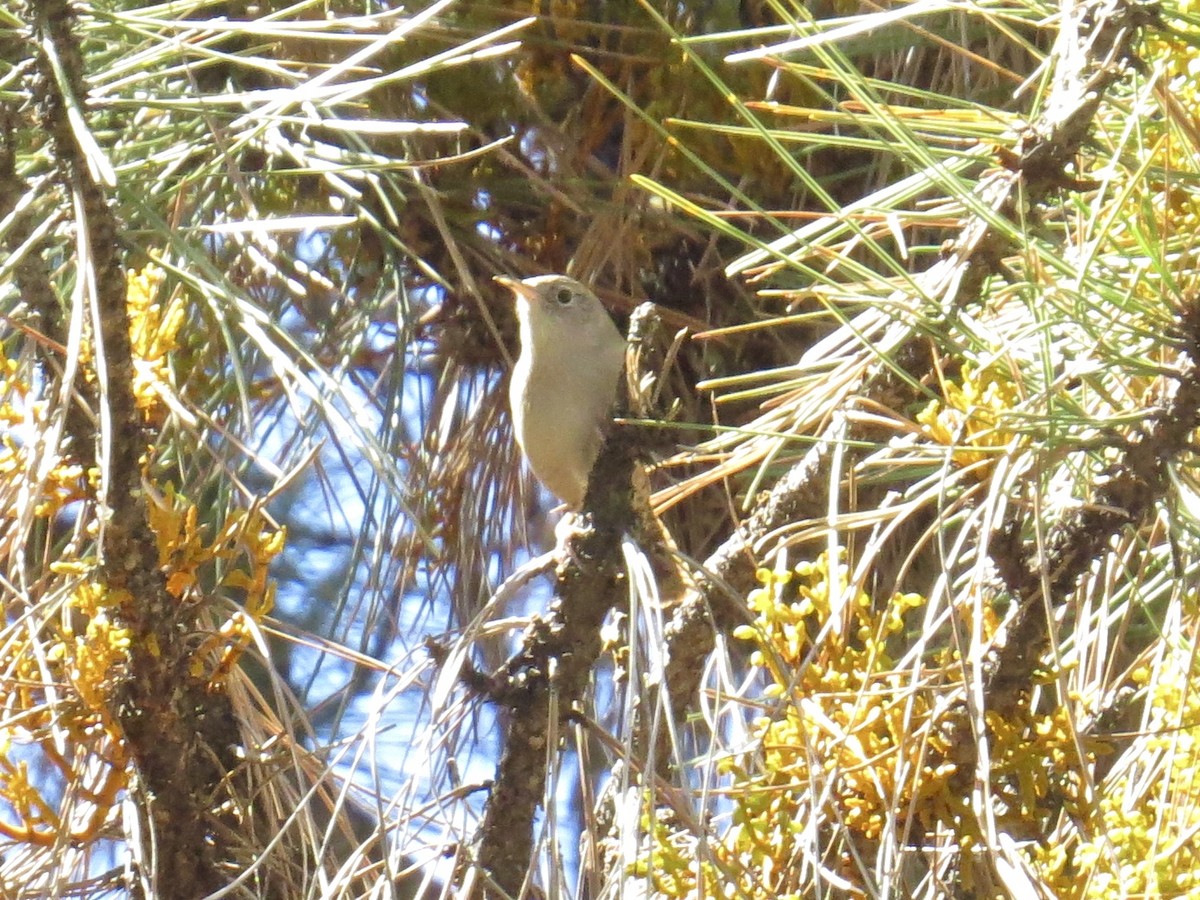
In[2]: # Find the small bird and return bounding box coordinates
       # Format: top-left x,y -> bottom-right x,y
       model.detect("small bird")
495,274 -> 627,509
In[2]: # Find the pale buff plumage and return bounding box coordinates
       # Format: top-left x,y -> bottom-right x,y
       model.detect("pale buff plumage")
496,275 -> 626,509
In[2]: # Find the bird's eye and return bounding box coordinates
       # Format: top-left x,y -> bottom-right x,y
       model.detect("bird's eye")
555,288 -> 574,305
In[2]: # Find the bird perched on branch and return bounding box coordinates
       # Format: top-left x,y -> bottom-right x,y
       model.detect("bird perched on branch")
495,274 -> 627,510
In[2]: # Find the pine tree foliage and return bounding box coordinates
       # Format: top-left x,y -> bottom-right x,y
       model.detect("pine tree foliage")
0,0 -> 1198,897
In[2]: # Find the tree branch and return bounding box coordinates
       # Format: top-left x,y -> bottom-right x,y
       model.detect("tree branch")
26,2 -> 243,894
472,419 -> 638,896
605,0 -> 1156,873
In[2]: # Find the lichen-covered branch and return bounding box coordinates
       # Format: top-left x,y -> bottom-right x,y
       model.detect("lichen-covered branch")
471,424 -> 637,896
25,1 -> 242,894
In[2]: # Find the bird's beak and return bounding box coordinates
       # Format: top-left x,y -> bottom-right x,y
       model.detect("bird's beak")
493,275 -> 539,303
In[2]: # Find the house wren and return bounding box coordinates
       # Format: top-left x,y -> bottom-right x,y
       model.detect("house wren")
495,274 -> 626,509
